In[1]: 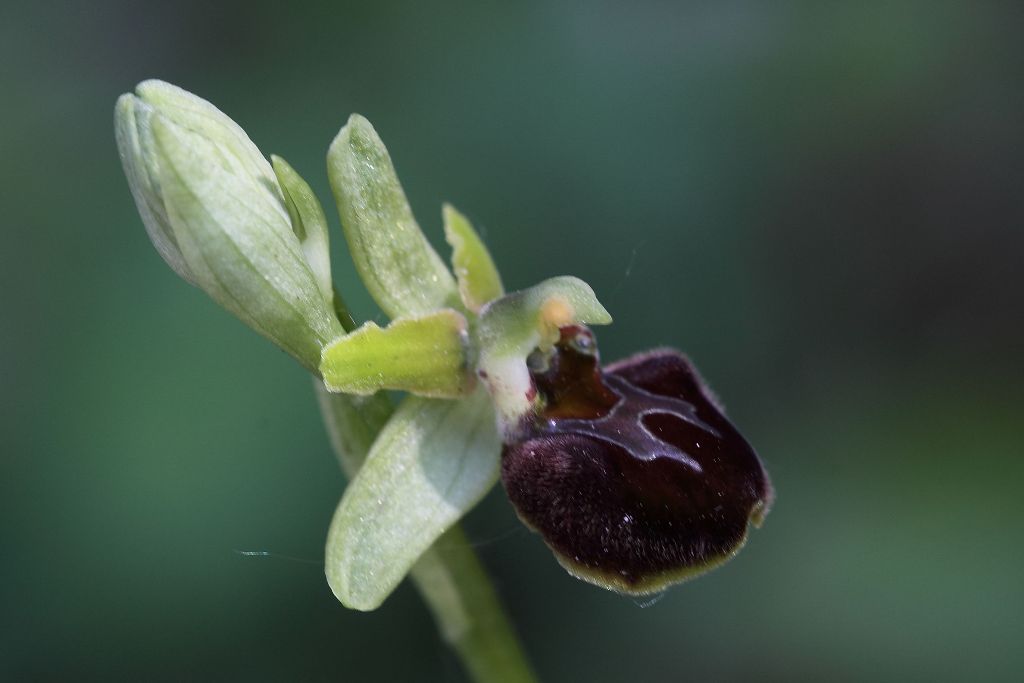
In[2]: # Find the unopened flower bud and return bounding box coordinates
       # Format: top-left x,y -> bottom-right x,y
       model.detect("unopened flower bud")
115,80 -> 343,371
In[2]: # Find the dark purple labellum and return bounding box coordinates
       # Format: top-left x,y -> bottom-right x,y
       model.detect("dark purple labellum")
500,326 -> 773,594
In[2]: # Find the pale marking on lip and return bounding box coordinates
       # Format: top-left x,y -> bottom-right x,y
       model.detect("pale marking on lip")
534,374 -> 719,472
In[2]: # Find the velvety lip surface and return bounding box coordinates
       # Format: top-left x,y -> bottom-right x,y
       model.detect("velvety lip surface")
501,327 -> 773,592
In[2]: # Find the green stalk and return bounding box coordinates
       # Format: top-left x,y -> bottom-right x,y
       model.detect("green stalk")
315,381 -> 537,683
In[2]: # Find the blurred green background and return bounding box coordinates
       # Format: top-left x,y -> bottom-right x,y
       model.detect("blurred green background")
3,1 -> 1022,680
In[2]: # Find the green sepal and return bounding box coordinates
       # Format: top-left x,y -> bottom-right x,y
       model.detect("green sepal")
327,114 -> 460,320
476,276 -> 611,433
443,203 -> 504,313
325,390 -> 501,611
272,155 -> 334,307
320,309 -> 471,398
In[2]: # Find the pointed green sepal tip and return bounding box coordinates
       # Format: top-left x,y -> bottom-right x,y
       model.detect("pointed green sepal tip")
115,80 -> 342,371
320,309 -> 472,398
325,392 -> 501,610
443,203 -> 504,313
271,155 -> 334,308
327,114 -> 459,320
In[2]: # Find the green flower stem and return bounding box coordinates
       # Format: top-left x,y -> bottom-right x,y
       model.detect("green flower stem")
314,384 -> 537,683
411,528 -> 537,683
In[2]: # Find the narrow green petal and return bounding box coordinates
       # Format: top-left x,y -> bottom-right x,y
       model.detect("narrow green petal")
327,114 -> 460,320
325,391 -> 501,611
443,204 -> 504,313
152,114 -> 342,370
272,155 -> 334,306
320,309 -> 470,398
476,276 -> 611,432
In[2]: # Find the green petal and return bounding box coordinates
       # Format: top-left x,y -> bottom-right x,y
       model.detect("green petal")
272,155 -> 334,306
443,204 -> 504,313
476,276 -> 611,432
327,114 -> 460,319
320,309 -> 471,398
325,391 -> 501,610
